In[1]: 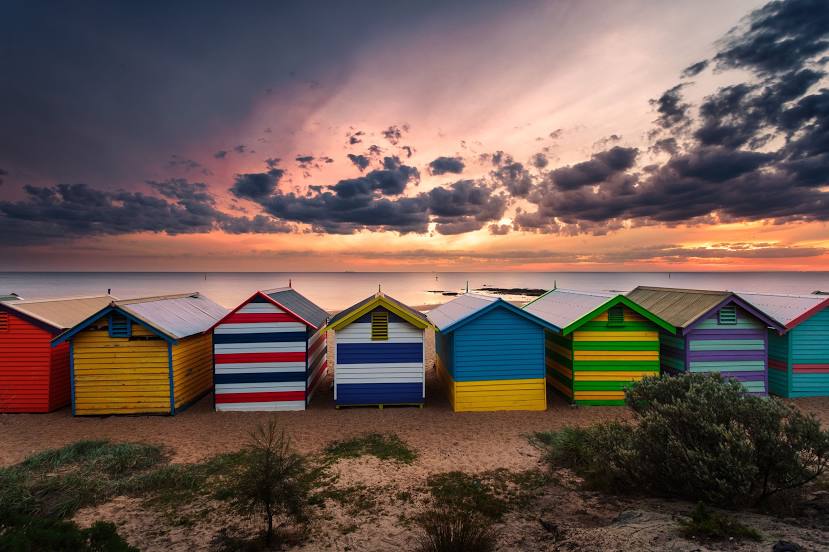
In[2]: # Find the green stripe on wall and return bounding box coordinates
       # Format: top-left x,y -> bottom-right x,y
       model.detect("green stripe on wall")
689,361 -> 764,372
573,341 -> 659,351
574,381 -> 636,391
573,361 -> 660,370
689,340 -> 764,351
661,355 -> 686,371
577,321 -> 659,332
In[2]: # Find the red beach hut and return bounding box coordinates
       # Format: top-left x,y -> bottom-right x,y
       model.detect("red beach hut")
0,295 -> 113,412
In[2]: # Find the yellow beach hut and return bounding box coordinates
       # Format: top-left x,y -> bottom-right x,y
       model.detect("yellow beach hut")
52,293 -> 227,416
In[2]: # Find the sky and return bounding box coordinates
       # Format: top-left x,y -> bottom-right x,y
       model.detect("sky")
1,0 -> 828,271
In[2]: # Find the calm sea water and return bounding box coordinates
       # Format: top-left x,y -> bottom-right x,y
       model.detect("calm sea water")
1,272 -> 827,311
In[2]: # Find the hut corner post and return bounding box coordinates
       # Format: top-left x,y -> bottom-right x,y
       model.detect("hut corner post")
167,342 -> 175,415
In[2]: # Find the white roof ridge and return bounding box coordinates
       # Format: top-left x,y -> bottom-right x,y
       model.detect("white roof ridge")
115,292 -> 200,305
11,294 -> 115,305
736,290 -> 827,299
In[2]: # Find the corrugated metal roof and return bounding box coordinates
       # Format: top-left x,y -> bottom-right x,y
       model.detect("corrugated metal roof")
736,291 -> 829,328
523,288 -> 615,329
264,287 -> 329,329
2,295 -> 114,330
116,292 -> 228,339
427,293 -> 499,331
626,286 -> 730,328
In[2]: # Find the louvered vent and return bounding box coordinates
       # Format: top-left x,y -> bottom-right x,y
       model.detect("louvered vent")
718,306 -> 737,325
108,314 -> 131,337
607,306 -> 625,327
371,310 -> 389,340
0,312 -> 8,331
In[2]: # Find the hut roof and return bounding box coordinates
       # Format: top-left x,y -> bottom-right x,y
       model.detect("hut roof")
114,293 -> 228,339
263,287 -> 329,329
626,286 -> 783,331
327,292 -> 431,331
427,293 -> 560,333
736,291 -> 829,329
0,293 -> 22,302
0,295 -> 114,332
53,292 -> 227,344
524,288 -> 675,335
626,286 -> 734,328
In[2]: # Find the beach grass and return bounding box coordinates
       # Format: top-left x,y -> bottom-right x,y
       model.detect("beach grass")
324,433 -> 418,464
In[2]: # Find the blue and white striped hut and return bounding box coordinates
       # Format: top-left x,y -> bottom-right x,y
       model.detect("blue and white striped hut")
326,292 -> 433,408
209,287 -> 329,411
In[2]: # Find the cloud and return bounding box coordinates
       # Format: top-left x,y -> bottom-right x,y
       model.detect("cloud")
681,59 -> 709,77
530,153 -> 549,169
296,155 -> 315,168
650,84 -> 691,130
213,150 -> 228,159
347,130 -> 365,145
428,156 -> 465,175
0,168 -> 6,186
167,155 -> 212,176
347,154 -> 370,171
490,157 -> 533,197
381,124 -> 409,145
548,146 -> 638,190
0,179 -> 291,244
231,168 -> 285,200
713,0 -> 829,75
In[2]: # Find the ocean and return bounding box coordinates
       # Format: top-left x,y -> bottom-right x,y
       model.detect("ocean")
1,272 -> 828,311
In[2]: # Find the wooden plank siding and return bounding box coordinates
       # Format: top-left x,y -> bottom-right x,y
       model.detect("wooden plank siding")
334,307 -> 425,406
0,311 -> 69,412
545,306 -> 661,406
212,296 -> 326,411
767,329 -> 790,396
172,332 -> 213,411
72,320 -> 170,415
787,308 -> 829,397
684,305 -> 768,395
439,305 -> 547,412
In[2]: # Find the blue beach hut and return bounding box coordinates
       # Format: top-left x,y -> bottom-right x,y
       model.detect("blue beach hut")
428,293 -> 560,411
326,292 -> 432,408
737,291 -> 829,398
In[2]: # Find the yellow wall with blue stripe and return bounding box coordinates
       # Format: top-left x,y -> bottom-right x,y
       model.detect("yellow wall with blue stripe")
72,321 -> 170,415
437,356 -> 545,411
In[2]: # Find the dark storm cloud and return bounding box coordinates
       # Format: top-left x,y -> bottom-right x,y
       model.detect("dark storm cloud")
548,146 -> 638,190
530,153 -> 548,169
231,168 -> 285,200
381,124 -> 409,145
650,84 -> 691,130
428,156 -> 465,175
0,168 -> 6,186
491,159 -> 533,197
513,0 -> 829,235
713,0 -> 829,75
681,59 -> 709,77
347,154 -> 371,171
0,179 -> 291,244
213,150 -> 228,159
347,130 -> 365,145
296,155 -> 315,168
231,159 -> 504,235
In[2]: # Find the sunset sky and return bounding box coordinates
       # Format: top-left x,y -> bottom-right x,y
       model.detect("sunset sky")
1,0 -> 828,271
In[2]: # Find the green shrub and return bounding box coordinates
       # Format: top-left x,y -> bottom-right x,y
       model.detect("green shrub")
414,507 -> 497,552
0,515 -> 137,552
534,373 -> 829,508
426,472 -> 507,521
324,433 -> 417,464
678,503 -> 762,542
223,419 -> 315,546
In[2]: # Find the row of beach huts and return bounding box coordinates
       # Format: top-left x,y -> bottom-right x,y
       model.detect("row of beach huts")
0,285 -> 827,415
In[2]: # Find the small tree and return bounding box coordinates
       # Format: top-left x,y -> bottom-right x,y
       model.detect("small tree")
229,419 -> 313,546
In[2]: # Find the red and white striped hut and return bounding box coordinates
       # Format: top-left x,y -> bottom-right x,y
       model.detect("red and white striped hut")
209,287 -> 329,411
